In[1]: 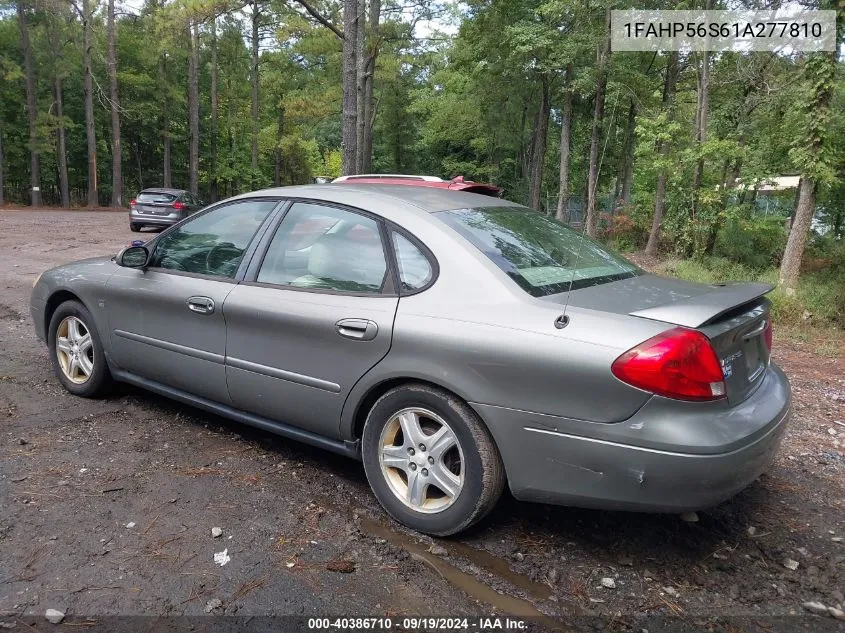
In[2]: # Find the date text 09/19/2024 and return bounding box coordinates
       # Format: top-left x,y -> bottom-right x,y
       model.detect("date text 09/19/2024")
307,617 -> 529,630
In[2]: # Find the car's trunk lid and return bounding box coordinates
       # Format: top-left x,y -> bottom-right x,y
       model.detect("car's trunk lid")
545,274 -> 773,403
136,192 -> 178,215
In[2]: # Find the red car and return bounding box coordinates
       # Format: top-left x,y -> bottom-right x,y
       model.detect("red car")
332,174 -> 502,197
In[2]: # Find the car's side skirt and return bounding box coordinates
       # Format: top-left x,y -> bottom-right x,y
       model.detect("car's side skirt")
111,368 -> 361,459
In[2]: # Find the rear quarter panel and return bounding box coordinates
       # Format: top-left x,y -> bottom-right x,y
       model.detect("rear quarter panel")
340,209 -> 673,436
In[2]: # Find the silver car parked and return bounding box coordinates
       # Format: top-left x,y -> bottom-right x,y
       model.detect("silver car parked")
31,185 -> 791,535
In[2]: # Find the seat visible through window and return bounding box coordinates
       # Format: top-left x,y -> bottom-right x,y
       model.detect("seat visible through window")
257,203 -> 387,294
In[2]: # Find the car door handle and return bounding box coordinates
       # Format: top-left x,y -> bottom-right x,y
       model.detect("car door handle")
186,296 -> 215,315
336,318 -> 378,341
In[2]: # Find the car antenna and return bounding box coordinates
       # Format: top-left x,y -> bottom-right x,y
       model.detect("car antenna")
555,219 -> 587,330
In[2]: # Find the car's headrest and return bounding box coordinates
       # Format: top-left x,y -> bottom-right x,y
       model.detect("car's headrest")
307,233 -> 385,289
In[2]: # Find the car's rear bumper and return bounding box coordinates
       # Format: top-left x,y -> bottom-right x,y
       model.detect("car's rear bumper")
473,363 -> 791,512
130,209 -> 181,226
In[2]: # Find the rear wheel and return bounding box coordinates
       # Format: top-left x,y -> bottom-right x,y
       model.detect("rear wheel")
130,223 -> 141,232
362,384 -> 505,536
47,300 -> 112,398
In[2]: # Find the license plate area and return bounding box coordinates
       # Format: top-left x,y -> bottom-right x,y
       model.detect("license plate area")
138,205 -> 170,216
744,336 -> 764,381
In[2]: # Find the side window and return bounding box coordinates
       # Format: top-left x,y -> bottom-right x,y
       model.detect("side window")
392,232 -> 433,291
257,202 -> 387,294
149,200 -> 277,278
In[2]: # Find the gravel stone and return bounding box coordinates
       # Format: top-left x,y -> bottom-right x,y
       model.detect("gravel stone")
44,609 -> 65,624
803,601 -> 828,615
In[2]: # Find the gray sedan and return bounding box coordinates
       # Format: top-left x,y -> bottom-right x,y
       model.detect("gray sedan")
30,185 -> 791,536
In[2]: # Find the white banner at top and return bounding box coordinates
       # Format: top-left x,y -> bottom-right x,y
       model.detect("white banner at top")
610,9 -> 837,52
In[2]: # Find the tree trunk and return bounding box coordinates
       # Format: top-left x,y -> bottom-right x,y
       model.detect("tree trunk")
690,51 -> 710,221
108,0 -> 122,206
46,14 -> 70,208
360,0 -> 381,173
555,65 -> 573,222
584,8 -> 611,237
250,2 -> 260,185
18,2 -> 41,207
779,37 -> 837,289
188,21 -> 200,195
780,177 -> 816,289
527,78 -> 550,211
645,50 -> 679,256
161,53 -> 171,187
134,141 -> 143,190
83,0 -> 98,207
341,0 -> 359,175
616,99 -> 636,205
274,104 -> 284,186
54,76 -> 70,208
0,129 -> 4,206
689,0 -> 714,252
355,0 -> 366,173
210,18 -> 219,202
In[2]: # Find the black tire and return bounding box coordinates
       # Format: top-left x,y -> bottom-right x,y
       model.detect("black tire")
361,383 -> 505,536
130,223 -> 142,232
47,300 -> 113,398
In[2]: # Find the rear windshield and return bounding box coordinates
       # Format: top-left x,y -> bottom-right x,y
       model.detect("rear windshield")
137,192 -> 178,203
437,207 -> 640,297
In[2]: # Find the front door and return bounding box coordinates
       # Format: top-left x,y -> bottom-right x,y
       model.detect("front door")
223,202 -> 399,438
106,199 -> 278,402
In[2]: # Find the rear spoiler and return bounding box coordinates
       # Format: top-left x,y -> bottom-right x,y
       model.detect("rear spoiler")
630,282 -> 773,328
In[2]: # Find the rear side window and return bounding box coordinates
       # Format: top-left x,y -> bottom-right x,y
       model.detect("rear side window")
137,192 -> 177,203
392,232 -> 433,291
257,203 -> 387,294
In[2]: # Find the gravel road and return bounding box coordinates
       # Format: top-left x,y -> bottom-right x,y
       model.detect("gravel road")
1,209 -> 843,631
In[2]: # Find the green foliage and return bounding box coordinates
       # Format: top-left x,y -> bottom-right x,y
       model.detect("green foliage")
713,214 -> 788,270
663,257 -> 844,328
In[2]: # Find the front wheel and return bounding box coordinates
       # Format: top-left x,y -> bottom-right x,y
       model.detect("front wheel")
47,300 -> 113,398
361,384 -> 505,536
130,223 -> 141,232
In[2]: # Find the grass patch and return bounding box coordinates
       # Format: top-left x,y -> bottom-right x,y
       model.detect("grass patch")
656,257 -> 845,343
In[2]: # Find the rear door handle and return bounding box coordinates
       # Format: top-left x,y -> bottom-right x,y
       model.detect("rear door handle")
186,296 -> 215,315
336,318 -> 378,341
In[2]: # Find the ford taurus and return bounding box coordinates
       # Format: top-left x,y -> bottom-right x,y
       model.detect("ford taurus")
30,185 -> 791,535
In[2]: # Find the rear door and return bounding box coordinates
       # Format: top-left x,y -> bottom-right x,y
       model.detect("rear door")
106,199 -> 279,403
223,201 -> 399,439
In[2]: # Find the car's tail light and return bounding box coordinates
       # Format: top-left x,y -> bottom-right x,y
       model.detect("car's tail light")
130,198 -> 136,209
172,201 -> 186,210
611,327 -> 726,401
763,318 -> 773,351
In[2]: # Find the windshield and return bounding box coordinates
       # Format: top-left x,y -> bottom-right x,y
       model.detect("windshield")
437,207 -> 640,297
138,192 -> 178,203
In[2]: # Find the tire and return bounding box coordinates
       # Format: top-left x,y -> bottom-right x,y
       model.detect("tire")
47,300 -> 113,398
130,223 -> 142,232
361,383 -> 505,536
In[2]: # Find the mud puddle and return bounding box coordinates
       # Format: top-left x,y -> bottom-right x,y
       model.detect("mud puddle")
360,517 -> 565,628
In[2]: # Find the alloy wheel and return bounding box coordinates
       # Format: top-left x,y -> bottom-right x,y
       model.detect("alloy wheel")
55,316 -> 94,385
378,407 -> 464,513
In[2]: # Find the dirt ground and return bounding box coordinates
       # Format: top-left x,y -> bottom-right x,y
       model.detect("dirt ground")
1,210 -> 843,631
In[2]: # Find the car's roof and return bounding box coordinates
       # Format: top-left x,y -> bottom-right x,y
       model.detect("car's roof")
240,184 -> 521,214
140,188 -> 187,195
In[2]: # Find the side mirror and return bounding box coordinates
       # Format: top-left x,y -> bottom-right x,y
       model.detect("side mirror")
117,245 -> 149,268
